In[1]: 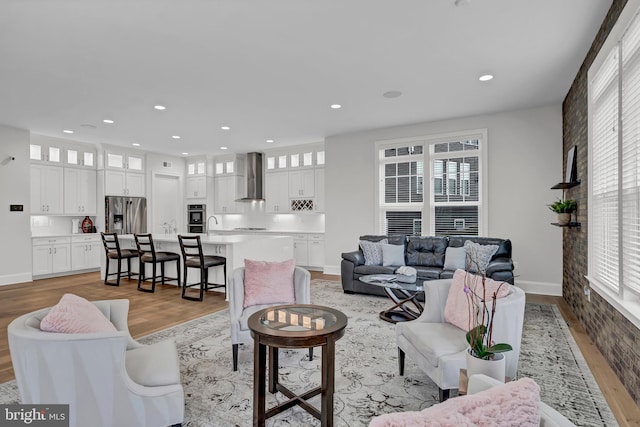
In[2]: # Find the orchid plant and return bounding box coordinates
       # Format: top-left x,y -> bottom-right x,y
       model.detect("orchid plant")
463,262 -> 513,360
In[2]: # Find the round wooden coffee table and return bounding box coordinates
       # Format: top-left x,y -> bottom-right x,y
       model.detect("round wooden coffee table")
248,304 -> 348,427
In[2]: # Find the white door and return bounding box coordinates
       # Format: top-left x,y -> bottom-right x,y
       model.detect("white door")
152,173 -> 181,234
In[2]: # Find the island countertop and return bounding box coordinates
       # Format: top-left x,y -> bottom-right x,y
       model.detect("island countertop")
117,233 -> 291,245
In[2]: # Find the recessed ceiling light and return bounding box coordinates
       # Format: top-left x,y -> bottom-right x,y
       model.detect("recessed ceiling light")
220,146 -> 228,150
172,135 -> 181,139
221,126 -> 231,130
63,130 -> 73,134
103,119 -> 114,124
132,143 -> 140,147
383,90 -> 402,98
266,139 -> 275,144
182,152 -> 189,155
154,105 -> 166,110
479,74 -> 494,82
330,104 -> 342,109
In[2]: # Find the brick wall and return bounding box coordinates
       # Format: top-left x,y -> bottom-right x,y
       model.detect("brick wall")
562,0 -> 640,404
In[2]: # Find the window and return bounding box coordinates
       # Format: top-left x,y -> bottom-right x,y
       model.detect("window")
588,2 -> 640,327
376,131 -> 486,237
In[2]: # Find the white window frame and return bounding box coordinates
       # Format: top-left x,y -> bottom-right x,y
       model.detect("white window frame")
587,0 -> 640,330
374,129 -> 488,236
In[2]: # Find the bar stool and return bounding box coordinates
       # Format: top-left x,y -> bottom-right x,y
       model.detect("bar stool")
134,233 -> 181,293
100,232 -> 138,286
178,234 -> 227,301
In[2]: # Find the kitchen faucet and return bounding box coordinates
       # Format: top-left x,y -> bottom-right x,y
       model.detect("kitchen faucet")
207,215 -> 219,231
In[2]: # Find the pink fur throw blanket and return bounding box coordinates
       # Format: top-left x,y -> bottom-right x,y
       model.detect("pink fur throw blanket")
369,377 -> 541,427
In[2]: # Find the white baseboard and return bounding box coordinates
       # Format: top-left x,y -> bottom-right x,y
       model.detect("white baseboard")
323,264 -> 341,276
516,280 -> 562,297
0,272 -> 32,286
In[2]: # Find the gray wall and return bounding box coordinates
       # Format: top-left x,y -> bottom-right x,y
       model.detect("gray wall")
0,124 -> 32,285
325,104 -> 564,293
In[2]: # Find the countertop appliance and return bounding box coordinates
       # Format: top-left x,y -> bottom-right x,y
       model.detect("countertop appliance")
105,196 -> 147,234
188,204 -> 206,233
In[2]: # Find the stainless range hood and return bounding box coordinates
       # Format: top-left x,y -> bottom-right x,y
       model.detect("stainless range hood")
236,152 -> 265,202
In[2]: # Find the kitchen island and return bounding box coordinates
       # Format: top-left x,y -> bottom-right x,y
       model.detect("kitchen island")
102,234 -> 294,292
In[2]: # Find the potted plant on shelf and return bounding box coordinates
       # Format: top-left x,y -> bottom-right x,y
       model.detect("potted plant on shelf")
548,199 -> 577,226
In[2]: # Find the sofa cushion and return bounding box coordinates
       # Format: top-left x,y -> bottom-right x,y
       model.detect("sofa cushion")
40,294 -> 117,334
125,339 -> 181,387
449,236 -> 511,260
369,377 -> 541,427
354,265 -> 396,276
406,236 -> 448,267
464,240 -> 499,273
360,239 -> 388,266
444,246 -> 466,271
381,243 -> 406,267
397,322 -> 467,367
413,266 -> 443,280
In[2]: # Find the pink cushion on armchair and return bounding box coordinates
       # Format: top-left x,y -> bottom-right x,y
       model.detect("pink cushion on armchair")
444,269 -> 510,331
243,259 -> 296,308
40,293 -> 117,333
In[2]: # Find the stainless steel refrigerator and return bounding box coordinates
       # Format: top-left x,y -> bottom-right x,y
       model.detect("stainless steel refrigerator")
105,196 -> 147,234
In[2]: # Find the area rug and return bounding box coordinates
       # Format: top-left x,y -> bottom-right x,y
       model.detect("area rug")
0,280 -> 618,426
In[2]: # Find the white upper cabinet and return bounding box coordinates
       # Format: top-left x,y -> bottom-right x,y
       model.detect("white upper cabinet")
30,143 -> 62,164
65,147 -> 96,168
105,150 -> 145,172
265,171 -> 289,213
64,168 -> 97,215
289,169 -> 315,198
30,165 -> 64,214
314,168 -> 325,212
186,176 -> 207,199
213,175 -> 245,214
105,170 -> 145,197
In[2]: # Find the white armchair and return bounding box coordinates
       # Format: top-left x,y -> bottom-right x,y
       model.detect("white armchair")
396,278 -> 526,401
229,266 -> 311,371
8,299 -> 184,427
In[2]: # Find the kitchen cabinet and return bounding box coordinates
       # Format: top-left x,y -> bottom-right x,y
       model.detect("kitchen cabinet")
213,175 -> 245,214
308,234 -> 325,268
289,169 -> 315,198
265,172 -> 290,213
186,176 -> 207,199
64,168 -> 97,215
65,147 -> 95,168
314,168 -> 325,212
29,143 -> 63,164
105,151 -> 144,172
105,170 -> 145,197
30,165 -> 64,214
32,237 -> 71,276
71,235 -> 101,270
292,234 -> 309,266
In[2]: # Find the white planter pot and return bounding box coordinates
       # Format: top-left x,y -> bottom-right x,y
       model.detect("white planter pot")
557,213 -> 571,225
466,349 -> 506,382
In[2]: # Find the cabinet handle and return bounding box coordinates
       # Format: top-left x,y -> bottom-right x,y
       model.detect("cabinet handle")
53,248 -> 57,254
49,248 -> 52,254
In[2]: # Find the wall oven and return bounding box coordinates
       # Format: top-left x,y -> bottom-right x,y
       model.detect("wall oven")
187,204 -> 206,234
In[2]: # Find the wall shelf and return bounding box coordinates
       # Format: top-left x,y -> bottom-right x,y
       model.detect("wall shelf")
551,180 -> 581,190
551,222 -> 581,228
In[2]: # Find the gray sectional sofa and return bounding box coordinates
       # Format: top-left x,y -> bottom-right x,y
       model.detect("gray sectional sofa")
341,235 -> 514,298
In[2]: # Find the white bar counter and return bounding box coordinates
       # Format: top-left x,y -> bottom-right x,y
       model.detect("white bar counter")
101,233 -> 294,290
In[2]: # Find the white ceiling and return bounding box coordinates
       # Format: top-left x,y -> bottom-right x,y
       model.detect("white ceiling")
0,0 -> 611,157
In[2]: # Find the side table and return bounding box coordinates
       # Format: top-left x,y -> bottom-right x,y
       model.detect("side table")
248,304 -> 348,427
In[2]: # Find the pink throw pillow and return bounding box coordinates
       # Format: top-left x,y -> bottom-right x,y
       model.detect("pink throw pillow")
243,259 -> 296,308
369,377 -> 541,427
40,294 -> 117,333
444,269 -> 510,331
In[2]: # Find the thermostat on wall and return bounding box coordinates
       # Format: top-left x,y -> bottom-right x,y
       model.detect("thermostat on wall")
10,204 -> 23,212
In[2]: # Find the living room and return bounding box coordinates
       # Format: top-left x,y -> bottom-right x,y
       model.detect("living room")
1,0 -> 639,426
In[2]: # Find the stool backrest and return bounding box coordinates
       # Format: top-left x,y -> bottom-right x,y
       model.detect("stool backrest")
101,232 -> 122,256
134,233 -> 157,260
178,235 -> 204,263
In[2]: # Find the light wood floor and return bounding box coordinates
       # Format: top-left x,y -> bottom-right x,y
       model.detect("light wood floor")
1,272 -> 638,426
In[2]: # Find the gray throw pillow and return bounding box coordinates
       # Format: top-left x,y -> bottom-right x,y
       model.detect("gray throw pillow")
381,243 -> 405,267
464,240 -> 499,273
359,239 -> 388,266
443,246 -> 466,271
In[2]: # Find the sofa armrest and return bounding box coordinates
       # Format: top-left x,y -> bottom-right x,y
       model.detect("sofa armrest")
485,257 -> 513,276
342,250 -> 365,266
